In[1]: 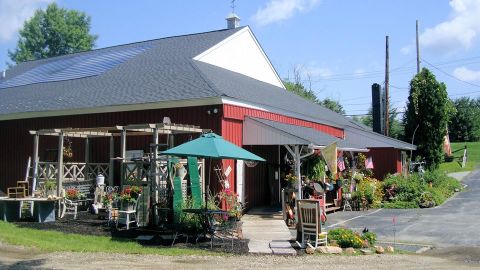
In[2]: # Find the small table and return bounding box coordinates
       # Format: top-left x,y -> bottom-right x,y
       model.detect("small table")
0,197 -> 62,223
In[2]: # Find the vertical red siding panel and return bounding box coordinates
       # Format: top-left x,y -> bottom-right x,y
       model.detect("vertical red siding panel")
223,104 -> 344,138
369,148 -> 401,180
220,118 -> 243,194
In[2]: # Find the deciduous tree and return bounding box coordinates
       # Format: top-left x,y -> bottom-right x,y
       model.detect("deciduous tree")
448,97 -> 480,142
9,3 -> 97,64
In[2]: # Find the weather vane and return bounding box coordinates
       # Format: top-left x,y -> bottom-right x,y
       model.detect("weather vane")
231,0 -> 236,13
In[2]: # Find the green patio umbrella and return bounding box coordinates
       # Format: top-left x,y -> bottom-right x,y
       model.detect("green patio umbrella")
161,132 -> 265,210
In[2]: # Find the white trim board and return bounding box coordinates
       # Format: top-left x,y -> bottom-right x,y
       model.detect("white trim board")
194,27 -> 285,89
0,97 -> 222,121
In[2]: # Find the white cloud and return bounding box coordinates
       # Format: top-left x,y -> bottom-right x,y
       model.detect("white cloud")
420,0 -> 480,54
353,68 -> 366,78
251,0 -> 320,26
453,66 -> 480,81
0,0 -> 53,42
297,63 -> 332,79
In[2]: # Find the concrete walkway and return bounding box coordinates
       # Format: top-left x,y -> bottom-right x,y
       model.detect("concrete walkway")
242,207 -> 296,255
448,171 -> 472,181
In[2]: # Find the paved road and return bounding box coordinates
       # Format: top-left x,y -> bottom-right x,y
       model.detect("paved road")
326,170 -> 480,247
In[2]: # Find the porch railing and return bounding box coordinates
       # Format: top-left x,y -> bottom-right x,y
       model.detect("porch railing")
37,161 -> 109,183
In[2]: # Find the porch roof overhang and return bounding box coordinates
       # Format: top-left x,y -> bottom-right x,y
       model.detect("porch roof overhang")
29,122 -> 205,138
242,117 -> 368,152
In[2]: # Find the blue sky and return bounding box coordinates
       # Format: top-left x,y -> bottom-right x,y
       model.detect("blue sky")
1,0 -> 479,116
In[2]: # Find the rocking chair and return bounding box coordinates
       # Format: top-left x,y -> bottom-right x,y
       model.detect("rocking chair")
296,199 -> 328,248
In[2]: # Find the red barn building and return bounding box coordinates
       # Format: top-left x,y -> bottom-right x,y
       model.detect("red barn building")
0,22 -> 414,209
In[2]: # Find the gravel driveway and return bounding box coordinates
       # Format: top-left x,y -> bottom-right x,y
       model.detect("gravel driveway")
0,243 -> 478,270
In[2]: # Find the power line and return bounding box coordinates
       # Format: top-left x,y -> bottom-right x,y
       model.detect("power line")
421,58 -> 480,88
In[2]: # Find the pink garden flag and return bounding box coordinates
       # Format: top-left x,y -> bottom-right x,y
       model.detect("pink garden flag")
365,156 -> 374,169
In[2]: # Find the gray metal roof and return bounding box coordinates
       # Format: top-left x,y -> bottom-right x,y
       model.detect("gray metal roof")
345,126 -> 416,150
245,117 -> 367,151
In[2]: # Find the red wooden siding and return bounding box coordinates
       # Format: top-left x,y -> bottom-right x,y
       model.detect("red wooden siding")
220,118 -> 243,193
223,104 -> 344,138
0,105 -> 222,193
368,148 -> 401,179
243,145 -> 279,209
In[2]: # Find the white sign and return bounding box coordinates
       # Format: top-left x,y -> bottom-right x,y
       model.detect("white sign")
225,166 -> 232,177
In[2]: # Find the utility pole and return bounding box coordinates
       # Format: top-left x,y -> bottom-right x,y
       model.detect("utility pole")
385,35 -> 389,137
416,20 -> 421,74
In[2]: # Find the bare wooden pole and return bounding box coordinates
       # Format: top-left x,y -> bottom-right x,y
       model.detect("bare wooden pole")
416,20 -> 421,74
385,35 -> 390,137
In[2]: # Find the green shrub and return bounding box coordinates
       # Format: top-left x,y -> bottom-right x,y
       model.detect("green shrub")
383,174 -> 422,203
353,177 -> 384,208
328,228 -> 373,248
382,170 -> 461,208
329,228 -> 363,248
362,231 -> 377,246
382,201 -> 419,209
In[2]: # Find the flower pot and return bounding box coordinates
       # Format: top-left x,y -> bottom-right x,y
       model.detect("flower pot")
121,202 -> 135,211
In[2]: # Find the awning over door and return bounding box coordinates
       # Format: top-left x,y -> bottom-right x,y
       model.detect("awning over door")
243,117 -> 368,152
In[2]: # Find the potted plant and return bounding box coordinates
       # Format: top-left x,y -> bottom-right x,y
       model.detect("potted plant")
310,159 -> 326,183
284,173 -> 298,189
102,192 -> 117,208
44,179 -> 56,197
65,188 -> 85,201
119,186 -> 141,211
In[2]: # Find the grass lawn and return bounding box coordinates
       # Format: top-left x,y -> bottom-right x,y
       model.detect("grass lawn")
439,141 -> 480,173
0,221 -> 215,255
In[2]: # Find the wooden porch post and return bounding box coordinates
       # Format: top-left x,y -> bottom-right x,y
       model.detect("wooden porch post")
85,137 -> 90,181
152,128 -> 159,225
57,133 -> 64,197
85,137 -> 90,163
120,129 -> 126,186
152,128 -> 159,202
109,136 -> 114,186
32,133 -> 40,193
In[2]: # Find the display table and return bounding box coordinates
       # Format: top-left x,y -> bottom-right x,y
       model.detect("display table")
0,197 -> 62,223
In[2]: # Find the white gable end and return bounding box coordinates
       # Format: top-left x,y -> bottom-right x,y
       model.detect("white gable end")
194,27 -> 285,89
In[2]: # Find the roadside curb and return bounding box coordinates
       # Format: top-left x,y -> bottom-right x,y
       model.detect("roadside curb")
376,241 -> 433,253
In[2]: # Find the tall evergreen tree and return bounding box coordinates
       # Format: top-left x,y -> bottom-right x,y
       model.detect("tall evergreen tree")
8,3 -> 97,64
403,68 -> 452,170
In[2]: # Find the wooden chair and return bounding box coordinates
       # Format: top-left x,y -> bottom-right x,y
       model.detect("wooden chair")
296,199 -> 328,249
117,195 -> 140,230
61,198 -> 78,219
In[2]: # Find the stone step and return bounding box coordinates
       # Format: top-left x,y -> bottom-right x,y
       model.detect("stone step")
325,206 -> 341,213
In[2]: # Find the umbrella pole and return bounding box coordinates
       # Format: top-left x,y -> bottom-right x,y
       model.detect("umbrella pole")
205,157 -> 212,212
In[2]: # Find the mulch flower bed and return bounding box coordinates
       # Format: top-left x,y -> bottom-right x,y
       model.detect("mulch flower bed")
13,212 -> 249,254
